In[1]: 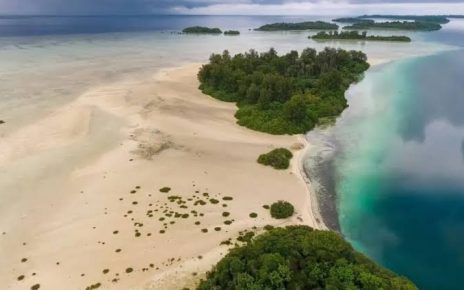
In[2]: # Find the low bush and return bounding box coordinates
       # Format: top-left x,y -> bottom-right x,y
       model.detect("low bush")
257,148 -> 293,169
270,201 -> 295,219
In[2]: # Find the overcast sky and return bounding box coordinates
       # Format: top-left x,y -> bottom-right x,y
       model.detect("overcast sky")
1,0 -> 464,15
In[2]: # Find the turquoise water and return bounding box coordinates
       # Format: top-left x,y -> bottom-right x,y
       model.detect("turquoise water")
336,49 -> 464,289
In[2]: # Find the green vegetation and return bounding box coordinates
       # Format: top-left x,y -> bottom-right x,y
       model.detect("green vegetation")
159,187 -> 171,193
255,21 -> 338,31
198,48 -> 369,134
344,20 -> 442,31
183,26 -> 222,34
249,212 -> 258,218
311,31 -> 411,42
333,17 -> 374,24
125,267 -> 133,273
224,30 -> 240,35
257,148 -> 293,170
197,226 -> 418,289
358,15 -> 450,24
270,201 -> 294,219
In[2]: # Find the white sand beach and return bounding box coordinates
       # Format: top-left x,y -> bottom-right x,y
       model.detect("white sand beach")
0,63 -> 323,290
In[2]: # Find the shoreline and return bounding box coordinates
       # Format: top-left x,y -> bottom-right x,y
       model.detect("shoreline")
295,135 -> 329,230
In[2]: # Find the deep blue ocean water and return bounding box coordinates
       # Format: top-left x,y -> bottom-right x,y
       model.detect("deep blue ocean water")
337,44 -> 464,289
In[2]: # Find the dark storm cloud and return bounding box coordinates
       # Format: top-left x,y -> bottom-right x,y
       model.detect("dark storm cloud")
0,0 -> 463,14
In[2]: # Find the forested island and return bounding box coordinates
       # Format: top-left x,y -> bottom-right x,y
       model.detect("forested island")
198,47 -> 369,134
182,26 -> 222,34
224,30 -> 240,35
333,17 -> 375,24
344,20 -> 442,31
255,21 -> 338,31
198,226 -> 417,289
311,31 -> 411,42
358,15 -> 450,24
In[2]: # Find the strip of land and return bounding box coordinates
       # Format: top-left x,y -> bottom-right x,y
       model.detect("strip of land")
0,64 -> 324,290
255,21 -> 338,31
310,31 -> 411,42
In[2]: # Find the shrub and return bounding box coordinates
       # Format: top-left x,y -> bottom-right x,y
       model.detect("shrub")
159,187 -> 171,193
270,201 -> 295,219
257,148 -> 293,170
249,212 -> 258,218
197,226 -> 417,290
209,198 -> 219,204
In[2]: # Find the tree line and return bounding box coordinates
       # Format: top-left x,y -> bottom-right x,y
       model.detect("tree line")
198,47 -> 369,134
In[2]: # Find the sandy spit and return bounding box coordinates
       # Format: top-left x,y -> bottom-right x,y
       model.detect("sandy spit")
0,64 -> 323,290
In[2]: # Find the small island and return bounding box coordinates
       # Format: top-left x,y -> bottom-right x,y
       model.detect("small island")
358,15 -> 450,24
182,26 -> 222,34
310,31 -> 411,42
343,20 -> 442,31
223,30 -> 240,35
255,21 -> 338,31
333,17 -> 375,24
198,47 -> 369,134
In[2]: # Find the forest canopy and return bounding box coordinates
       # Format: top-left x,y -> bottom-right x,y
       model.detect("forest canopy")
255,21 -> 338,31
332,17 -> 375,24
358,15 -> 450,24
197,226 -> 417,290
198,47 -> 369,134
183,26 -> 222,34
311,31 -> 411,42
343,20 -> 442,31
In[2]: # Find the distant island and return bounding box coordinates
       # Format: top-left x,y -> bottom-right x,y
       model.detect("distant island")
343,21 -> 442,31
310,31 -> 411,42
198,47 -> 369,134
333,17 -> 375,24
182,26 -> 222,34
255,21 -> 338,31
358,15 -> 450,24
224,30 -> 240,35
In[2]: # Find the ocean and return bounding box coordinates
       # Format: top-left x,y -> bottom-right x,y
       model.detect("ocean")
1,15 -> 463,289
305,19 -> 464,290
